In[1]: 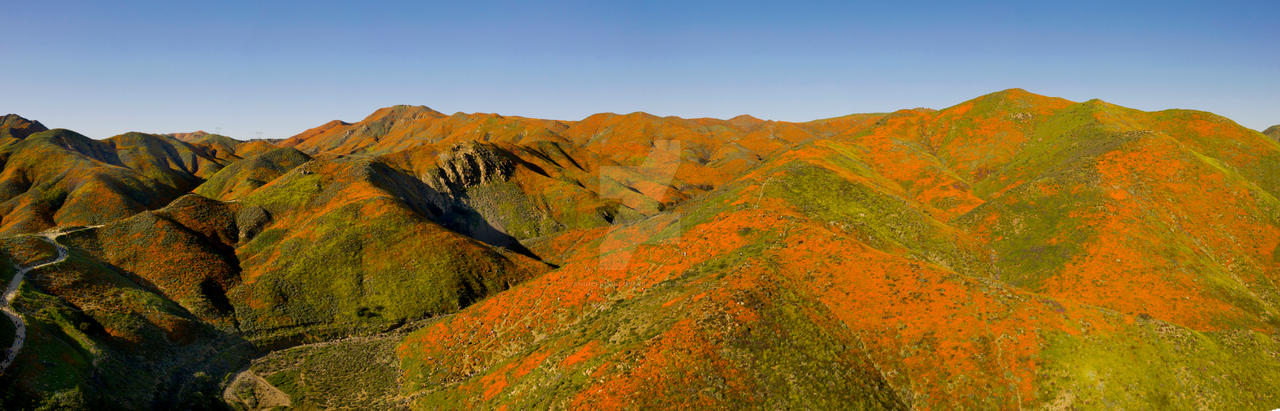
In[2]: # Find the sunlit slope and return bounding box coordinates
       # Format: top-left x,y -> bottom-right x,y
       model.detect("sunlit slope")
0,231 -> 251,409
2,90 -> 1277,409
229,156 -> 548,344
282,105 -> 888,248
0,129 -> 225,236
958,100 -> 1280,331
193,147 -> 311,201
106,132 -> 227,189
0,156 -> 553,407
61,195 -> 250,326
395,91 -> 1280,409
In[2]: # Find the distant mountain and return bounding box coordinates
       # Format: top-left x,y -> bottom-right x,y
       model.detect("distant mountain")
0,127 -> 231,236
193,147 -> 311,201
1265,124 -> 1280,141
168,130 -> 243,160
0,114 -> 47,145
391,89 -> 1280,409
3,91 -> 1280,409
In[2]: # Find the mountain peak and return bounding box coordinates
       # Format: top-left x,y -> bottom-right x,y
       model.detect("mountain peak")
978,88 -> 1065,104
168,130 -> 212,142
941,88 -> 1074,117
0,113 -> 49,141
362,104 -> 446,122
1264,125 -> 1280,141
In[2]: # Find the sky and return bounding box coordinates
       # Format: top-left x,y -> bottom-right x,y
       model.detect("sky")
2,0 -> 1277,139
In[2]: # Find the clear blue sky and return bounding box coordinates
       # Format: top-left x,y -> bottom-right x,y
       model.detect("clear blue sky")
3,0 -> 1277,139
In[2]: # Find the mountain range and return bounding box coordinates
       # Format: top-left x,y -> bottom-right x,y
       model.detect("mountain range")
1,90 -> 1279,409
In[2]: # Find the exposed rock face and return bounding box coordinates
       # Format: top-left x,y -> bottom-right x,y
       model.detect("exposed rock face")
430,141 -> 516,192
235,205 -> 272,243
1265,125 -> 1280,142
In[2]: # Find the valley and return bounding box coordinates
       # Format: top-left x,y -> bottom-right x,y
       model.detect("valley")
1,90 -> 1279,409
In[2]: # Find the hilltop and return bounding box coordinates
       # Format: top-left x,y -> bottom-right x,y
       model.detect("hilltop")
2,90 -> 1280,409
0,115 -> 47,145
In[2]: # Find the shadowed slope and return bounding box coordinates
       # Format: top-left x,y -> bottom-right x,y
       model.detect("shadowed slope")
0,121 -> 245,237
107,132 -> 226,189
0,115 -> 47,145
230,156 -> 548,345
168,131 -> 244,161
0,129 -> 191,236
284,106 -> 889,249
61,195 -> 247,326
1265,124 -> 1280,142
0,229 -> 252,409
394,91 -> 1280,409
3,91 -> 1279,409
0,156 -> 552,407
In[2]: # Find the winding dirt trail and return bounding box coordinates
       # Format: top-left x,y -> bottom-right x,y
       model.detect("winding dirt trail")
0,226 -> 95,374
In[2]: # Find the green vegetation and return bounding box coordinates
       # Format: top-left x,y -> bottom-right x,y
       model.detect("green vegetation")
194,147 -> 311,201
0,236 -> 57,267
764,159 -> 988,275
1038,321 -> 1280,409
1264,125 -> 1280,142
0,128 -> 234,236
408,234 -> 905,409
233,158 -> 543,345
0,255 -> 14,345
0,243 -> 252,409
3,91 -> 1280,409
244,336 -> 403,409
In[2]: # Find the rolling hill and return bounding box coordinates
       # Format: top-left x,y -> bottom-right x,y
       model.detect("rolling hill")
2,90 -> 1280,409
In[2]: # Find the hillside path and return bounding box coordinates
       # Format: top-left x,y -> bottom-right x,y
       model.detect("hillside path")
0,226 -> 95,374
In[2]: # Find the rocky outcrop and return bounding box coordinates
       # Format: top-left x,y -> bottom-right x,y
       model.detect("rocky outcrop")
235,205 -> 272,243
428,142 -> 516,193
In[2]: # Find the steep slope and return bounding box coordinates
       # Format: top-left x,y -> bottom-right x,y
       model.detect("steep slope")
3,91 -> 1279,409
389,91 -> 1280,409
380,140 -> 639,245
0,159 -> 551,408
394,140 -> 1000,408
1265,124 -> 1280,142
284,106 -> 887,251
958,99 -> 1280,331
0,115 -> 47,145
229,156 -> 548,345
107,132 -> 226,189
60,195 -> 249,326
0,228 -> 251,409
0,129 -> 191,236
193,147 -> 311,202
0,121 -> 243,237
168,131 -> 243,161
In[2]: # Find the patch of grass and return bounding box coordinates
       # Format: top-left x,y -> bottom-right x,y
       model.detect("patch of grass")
194,148 -> 311,201
1037,321 -> 1280,409
765,161 -> 987,275
250,336 -> 403,409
